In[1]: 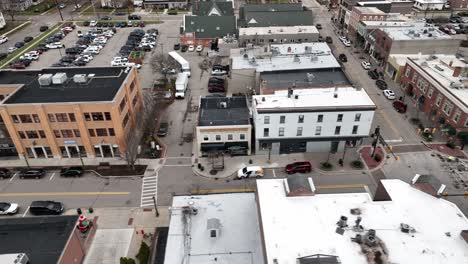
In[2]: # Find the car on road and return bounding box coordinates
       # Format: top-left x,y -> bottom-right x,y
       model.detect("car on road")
24,36 -> 34,43
46,42 -> 64,49
0,35 -> 8,44
196,45 -> 203,52
188,45 -> 195,52
60,166 -> 84,177
29,200 -> 64,215
161,68 -> 176,74
383,89 -> 396,100
7,47 -> 17,54
318,35 -> 323,42
392,100 -> 407,113
325,36 -> 333,43
19,168 -> 45,179
40,25 -> 49,32
211,69 -> 227,75
342,39 -> 351,47
368,70 -> 379,80
316,24 -> 322,30
15,41 -> 24,48
101,15 -> 112,20
157,122 -> 169,137
58,3 -> 66,8
361,61 -> 371,70
0,202 -> 19,215
0,53 -> 7,60
0,168 -> 12,179
376,79 -> 388,90
174,43 -> 180,50
285,161 -> 312,174
128,14 -> 141,20
237,166 -> 264,179
338,53 -> 347,62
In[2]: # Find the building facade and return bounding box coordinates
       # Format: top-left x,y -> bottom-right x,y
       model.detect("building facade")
413,0 -> 447,10
347,6 -> 388,42
400,56 -> 468,143
181,15 -> 237,47
449,0 -> 468,9
0,12 -> 6,29
238,26 -> 319,47
252,88 -> 375,155
143,0 -> 188,9
196,96 -> 251,157
0,67 -> 143,159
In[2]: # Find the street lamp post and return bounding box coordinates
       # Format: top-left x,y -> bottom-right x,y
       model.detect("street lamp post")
54,0 -> 64,21
152,195 -> 160,217
22,152 -> 30,167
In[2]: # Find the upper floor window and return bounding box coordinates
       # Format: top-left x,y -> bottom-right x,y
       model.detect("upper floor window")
337,114 -> 343,122
264,128 -> 269,137
264,116 -> 270,124
335,126 -> 341,135
48,114 -> 56,122
279,127 -> 285,137
355,113 -> 361,122
280,116 -> 286,124
352,125 -> 359,134
19,114 -> 32,123
56,113 -> 68,122
11,115 -> 19,123
317,115 -> 323,123
240,134 -> 246,140
298,115 -> 304,123
32,114 -> 40,123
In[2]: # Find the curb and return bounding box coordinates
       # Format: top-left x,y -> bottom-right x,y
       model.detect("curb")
87,170 -> 145,179
3,21 -> 31,36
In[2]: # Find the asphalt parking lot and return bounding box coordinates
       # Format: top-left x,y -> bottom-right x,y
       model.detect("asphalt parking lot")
0,170 -> 142,218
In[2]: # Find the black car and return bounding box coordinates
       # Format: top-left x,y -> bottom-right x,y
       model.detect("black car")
0,53 -> 8,60
29,200 -> 64,215
338,54 -> 347,62
24,36 -> 34,43
318,36 -> 323,42
209,77 -> 225,85
19,168 -> 45,179
157,122 -> 169,137
83,21 -> 90,26
96,22 -> 103,27
0,168 -> 12,179
128,14 -> 141,20
14,42 -> 24,48
65,48 -> 80,55
121,21 -> 128,27
368,70 -> 379,80
60,166 -> 84,177
147,28 -> 159,35
101,15 -> 112,20
316,24 -> 322,30
18,58 -> 32,66
174,43 -> 181,50
115,11 -> 125,16
40,25 -> 49,32
181,45 -> 188,52
376,79 -> 388,90
325,36 -> 333,44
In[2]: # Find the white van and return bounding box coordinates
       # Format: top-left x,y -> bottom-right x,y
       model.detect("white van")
237,166 -> 264,179
175,73 -> 189,99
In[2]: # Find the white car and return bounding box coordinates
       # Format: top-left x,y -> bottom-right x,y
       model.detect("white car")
0,35 -> 8,44
383,89 -> 396,100
20,53 -> 39,60
196,45 -> 203,52
188,45 -> 195,52
0,202 -> 19,215
211,69 -> 227,75
125,62 -> 142,69
89,20 -> 97,27
339,35 -> 347,42
342,40 -> 351,47
237,166 -> 264,179
46,42 -> 64,49
361,61 -> 371,70
7,47 -> 17,54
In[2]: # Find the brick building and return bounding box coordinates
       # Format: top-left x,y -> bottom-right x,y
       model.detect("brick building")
449,0 -> 468,9
0,67 -> 142,160
400,56 -> 468,143
347,6 -> 388,42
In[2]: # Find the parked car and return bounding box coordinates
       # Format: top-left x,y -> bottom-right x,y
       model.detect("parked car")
316,24 -> 322,30
101,15 -> 112,20
0,202 -> 19,215
181,45 -> 188,52
188,45 -> 195,52
208,84 -> 225,93
375,79 -> 388,90
9,62 -> 25,69
285,161 -> 312,174
14,41 -> 24,48
368,70 -> 379,80
342,39 -> 351,47
157,122 -> 169,137
211,69 -> 227,75
318,35 -> 323,42
237,166 -> 264,179
196,45 -> 204,52
19,168 -> 45,179
89,20 -> 97,27
29,200 -> 64,215
40,25 -> 49,32
392,100 -> 407,113
174,43 -> 181,50
338,54 -> 347,62
383,89 -> 396,100
361,61 -> 371,70
46,42 -> 64,49
325,36 -> 333,43
128,14 -> 141,20
0,53 -> 8,60
60,167 -> 84,177
7,47 -> 17,54
0,168 -> 12,179
0,35 -> 8,44
23,36 -> 33,43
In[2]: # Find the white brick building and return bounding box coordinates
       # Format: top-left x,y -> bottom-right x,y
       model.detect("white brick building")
252,88 -> 376,154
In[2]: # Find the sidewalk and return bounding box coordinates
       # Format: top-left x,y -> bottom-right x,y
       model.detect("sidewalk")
194,149 -> 365,178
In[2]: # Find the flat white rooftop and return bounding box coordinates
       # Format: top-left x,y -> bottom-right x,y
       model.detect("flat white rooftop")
410,56 -> 468,112
232,42 -> 340,72
361,20 -> 423,27
239,25 -> 319,36
354,6 -> 386,14
383,26 -> 452,40
164,193 -> 264,264
256,179 -> 468,264
253,87 -> 375,111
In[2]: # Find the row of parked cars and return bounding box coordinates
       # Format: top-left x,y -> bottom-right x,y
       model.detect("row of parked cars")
53,27 -> 117,67
208,64 -> 230,93
174,43 -> 204,53
117,28 -> 157,58
0,200 -> 64,216
0,166 -> 84,180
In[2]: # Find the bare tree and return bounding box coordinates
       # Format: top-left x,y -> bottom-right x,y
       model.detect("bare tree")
0,0 -> 20,21
150,52 -> 178,79
124,90 -> 158,169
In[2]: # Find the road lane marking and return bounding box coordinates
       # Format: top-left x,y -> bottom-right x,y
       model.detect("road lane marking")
0,192 -> 130,197
49,173 -> 55,181
141,173 -> 158,207
9,173 -> 17,182
272,169 -> 276,178
191,184 -> 368,194
22,206 -> 30,217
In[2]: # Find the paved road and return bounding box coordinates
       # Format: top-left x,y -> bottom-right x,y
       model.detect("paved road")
0,171 -> 142,217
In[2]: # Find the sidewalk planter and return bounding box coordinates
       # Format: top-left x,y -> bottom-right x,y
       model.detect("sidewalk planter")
129,51 -> 145,65
320,162 -> 333,171
351,160 -> 364,169
374,154 -> 382,162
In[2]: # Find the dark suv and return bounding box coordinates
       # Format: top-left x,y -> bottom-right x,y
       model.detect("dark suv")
29,201 -> 64,215
19,168 -> 45,179
0,168 -> 12,179
60,167 -> 84,177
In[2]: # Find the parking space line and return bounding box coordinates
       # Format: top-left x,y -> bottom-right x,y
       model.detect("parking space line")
272,169 -> 276,178
9,173 -> 17,182
22,206 -> 30,217
49,172 -> 55,181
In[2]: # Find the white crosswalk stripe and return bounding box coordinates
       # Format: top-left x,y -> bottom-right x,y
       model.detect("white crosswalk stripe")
140,174 -> 158,207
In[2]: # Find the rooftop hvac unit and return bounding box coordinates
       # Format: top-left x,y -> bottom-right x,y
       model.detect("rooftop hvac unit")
413,33 -> 420,37
52,72 -> 67,84
38,74 -> 53,86
219,102 -> 227,108
73,74 -> 87,83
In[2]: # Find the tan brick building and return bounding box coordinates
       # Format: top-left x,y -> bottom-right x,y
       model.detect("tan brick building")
0,67 -> 143,159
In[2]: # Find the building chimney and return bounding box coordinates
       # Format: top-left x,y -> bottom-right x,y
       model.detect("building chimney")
453,67 -> 462,78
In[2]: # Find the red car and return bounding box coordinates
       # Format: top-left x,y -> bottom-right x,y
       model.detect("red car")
285,161 -> 312,174
392,100 -> 407,113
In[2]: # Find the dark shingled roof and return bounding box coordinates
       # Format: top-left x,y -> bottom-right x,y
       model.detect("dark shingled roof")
198,96 -> 250,126
239,3 -> 313,28
0,67 -> 131,104
0,215 -> 79,264
184,16 -> 237,39
193,1 -> 234,16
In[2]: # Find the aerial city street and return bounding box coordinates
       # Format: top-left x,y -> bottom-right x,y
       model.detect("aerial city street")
0,0 -> 467,263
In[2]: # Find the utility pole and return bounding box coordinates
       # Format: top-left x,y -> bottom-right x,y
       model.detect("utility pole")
54,0 -> 64,21
371,126 -> 380,157
152,195 -> 160,217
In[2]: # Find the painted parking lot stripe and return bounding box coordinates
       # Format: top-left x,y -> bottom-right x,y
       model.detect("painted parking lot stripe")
22,206 -> 30,217
49,172 -> 55,181
0,192 -> 130,197
9,173 -> 17,182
